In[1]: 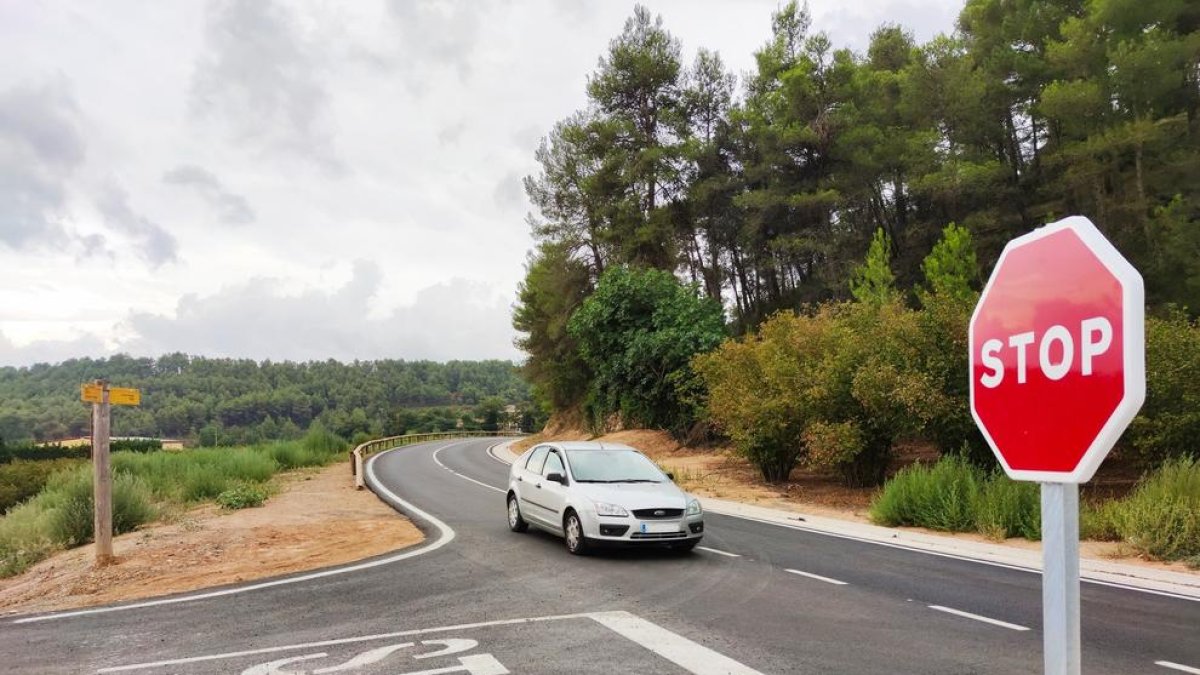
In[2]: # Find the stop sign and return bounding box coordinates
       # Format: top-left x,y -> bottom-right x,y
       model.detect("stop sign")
969,216 -> 1145,483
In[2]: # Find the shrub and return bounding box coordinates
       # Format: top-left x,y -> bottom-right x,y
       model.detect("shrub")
1127,312 -> 1200,465
975,477 -> 1040,540
0,459 -> 84,514
698,301 -> 946,486
41,468 -> 155,546
302,422 -> 348,457
870,456 -> 984,531
568,266 -> 726,435
180,465 -> 228,502
1109,457 -> 1200,561
216,484 -> 268,510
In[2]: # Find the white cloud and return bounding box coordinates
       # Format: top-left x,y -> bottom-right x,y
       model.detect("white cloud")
0,0 -> 962,367
120,262 -> 519,362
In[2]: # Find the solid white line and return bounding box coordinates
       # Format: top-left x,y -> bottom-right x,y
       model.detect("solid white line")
433,445 -> 505,494
720,512 -> 1200,603
927,605 -> 1029,631
784,569 -> 848,586
485,442 -> 516,465
1158,661 -> 1200,674
13,442 -> 461,625
590,610 -> 764,675
697,546 -> 741,558
96,613 -> 591,673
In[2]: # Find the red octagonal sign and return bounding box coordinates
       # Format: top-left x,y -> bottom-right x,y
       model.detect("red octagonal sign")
970,216 -> 1145,483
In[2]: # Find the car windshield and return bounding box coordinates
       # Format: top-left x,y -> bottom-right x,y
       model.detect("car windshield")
565,449 -> 665,483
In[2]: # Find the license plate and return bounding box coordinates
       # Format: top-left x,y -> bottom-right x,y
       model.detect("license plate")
641,521 -> 680,534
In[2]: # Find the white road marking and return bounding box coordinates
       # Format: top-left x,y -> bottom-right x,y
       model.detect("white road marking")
927,605 -> 1030,631
785,569 -> 848,585
1158,661 -> 1200,674
97,613 -> 591,672
99,611 -> 760,675
433,445 -> 505,494
311,642 -> 413,672
485,442 -> 515,465
13,441 -> 465,625
242,652 -> 327,675
467,441 -> 1200,603
590,611 -> 764,675
413,639 -> 479,660
716,512 -> 1200,603
697,546 -> 741,558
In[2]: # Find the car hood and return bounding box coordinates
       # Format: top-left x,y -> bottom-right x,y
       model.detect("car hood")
572,481 -> 690,511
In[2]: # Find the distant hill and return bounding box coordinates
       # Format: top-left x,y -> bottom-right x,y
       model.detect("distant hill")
0,354 -> 531,445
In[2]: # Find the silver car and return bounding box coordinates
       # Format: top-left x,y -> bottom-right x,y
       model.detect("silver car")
505,441 -> 704,555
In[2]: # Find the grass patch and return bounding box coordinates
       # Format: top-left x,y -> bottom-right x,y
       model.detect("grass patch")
1108,457 -> 1200,561
975,478 -> 1040,540
216,483 -> 269,510
870,456 -> 983,532
0,425 -> 350,579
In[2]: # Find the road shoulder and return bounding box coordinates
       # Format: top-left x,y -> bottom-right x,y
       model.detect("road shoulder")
0,463 -> 424,617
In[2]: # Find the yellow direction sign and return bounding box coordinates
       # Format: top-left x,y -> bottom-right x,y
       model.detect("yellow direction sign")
109,387 -> 141,406
80,384 -> 141,406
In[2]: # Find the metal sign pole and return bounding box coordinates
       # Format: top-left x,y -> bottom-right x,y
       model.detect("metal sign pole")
92,380 -> 114,565
1041,482 -> 1081,675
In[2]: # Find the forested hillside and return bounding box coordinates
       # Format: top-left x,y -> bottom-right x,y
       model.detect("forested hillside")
514,1 -> 1200,481
0,355 -> 531,445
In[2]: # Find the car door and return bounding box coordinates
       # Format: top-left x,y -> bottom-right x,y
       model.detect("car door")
518,445 -> 550,525
536,448 -> 570,532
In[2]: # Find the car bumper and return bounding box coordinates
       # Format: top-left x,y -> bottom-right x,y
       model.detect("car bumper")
586,516 -> 704,546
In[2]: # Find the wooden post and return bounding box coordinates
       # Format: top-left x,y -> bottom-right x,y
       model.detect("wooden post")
92,380 -> 114,565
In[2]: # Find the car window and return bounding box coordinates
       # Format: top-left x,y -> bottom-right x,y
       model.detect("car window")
525,445 -> 549,474
543,450 -> 565,477
565,449 -> 665,483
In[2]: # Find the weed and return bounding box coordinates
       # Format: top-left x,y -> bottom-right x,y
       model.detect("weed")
216,484 -> 268,510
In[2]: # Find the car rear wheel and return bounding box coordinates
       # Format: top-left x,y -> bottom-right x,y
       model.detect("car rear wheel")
564,511 -> 589,555
507,494 -> 528,533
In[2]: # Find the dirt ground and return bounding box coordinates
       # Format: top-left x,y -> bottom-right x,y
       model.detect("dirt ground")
0,464 -> 424,617
517,428 -> 1197,575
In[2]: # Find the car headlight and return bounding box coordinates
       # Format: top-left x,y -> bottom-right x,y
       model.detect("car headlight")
686,498 -> 702,516
594,501 -> 629,517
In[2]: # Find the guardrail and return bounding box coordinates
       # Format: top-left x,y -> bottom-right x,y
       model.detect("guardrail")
351,430 -> 527,489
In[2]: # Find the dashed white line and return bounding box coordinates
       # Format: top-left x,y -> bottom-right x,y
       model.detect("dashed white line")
433,445 -> 505,494
697,546 -> 741,558
927,605 -> 1029,631
1158,661 -> 1200,674
784,569 -> 848,586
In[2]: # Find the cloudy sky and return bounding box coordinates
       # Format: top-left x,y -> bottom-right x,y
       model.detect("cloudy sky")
0,0 -> 960,367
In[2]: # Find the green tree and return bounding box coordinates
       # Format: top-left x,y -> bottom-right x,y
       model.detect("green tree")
567,266 -> 725,434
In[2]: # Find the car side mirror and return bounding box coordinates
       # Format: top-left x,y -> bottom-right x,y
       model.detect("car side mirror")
545,472 -> 567,485
666,472 -> 675,481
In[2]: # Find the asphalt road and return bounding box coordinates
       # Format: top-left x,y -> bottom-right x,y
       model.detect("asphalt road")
1,437 -> 1197,674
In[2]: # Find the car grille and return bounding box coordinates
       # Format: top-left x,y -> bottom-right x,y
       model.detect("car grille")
632,508 -> 683,519
630,531 -> 687,540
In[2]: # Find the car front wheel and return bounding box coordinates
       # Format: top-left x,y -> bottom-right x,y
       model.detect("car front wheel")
563,511 -> 589,555
507,494 -> 528,533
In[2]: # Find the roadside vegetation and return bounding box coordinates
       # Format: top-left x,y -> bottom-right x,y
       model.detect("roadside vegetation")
870,456 -> 1200,567
0,425 -> 348,578
511,2 -> 1200,566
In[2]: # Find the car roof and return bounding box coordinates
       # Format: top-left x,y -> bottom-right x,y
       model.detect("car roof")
544,441 -> 637,452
